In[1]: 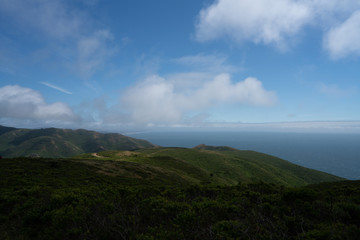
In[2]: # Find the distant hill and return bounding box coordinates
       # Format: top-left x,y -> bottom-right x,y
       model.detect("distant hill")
0,125 -> 156,158
74,145 -> 344,187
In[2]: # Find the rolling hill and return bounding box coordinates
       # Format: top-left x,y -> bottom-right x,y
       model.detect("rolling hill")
73,145 -> 343,187
0,125 -> 156,158
0,125 -> 343,186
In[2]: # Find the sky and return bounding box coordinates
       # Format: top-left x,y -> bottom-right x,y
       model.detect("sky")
1,0 -> 360,133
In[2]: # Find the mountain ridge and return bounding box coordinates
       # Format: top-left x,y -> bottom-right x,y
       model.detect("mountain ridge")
0,125 -> 156,158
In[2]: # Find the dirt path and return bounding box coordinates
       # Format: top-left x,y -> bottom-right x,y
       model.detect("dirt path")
91,153 -> 104,158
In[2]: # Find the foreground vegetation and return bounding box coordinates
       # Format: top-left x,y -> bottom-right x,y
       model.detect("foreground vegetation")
1,155 -> 359,239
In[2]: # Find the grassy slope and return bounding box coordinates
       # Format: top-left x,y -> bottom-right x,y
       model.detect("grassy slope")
0,126 -> 156,158
74,145 -> 343,187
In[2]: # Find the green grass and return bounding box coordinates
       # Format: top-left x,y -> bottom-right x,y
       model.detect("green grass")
74,146 -> 344,187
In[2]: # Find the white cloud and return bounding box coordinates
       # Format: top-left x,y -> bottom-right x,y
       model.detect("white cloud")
0,85 -> 76,121
166,72 -> 214,93
121,74 -> 276,125
168,54 -> 239,91
122,75 -> 181,124
308,0 -> 360,18
195,74 -> 277,106
196,0 -> 311,49
324,10 -> 360,59
0,0 -> 116,78
195,0 -> 360,56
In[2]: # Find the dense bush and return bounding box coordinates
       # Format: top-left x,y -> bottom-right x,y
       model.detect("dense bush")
1,158 -> 359,239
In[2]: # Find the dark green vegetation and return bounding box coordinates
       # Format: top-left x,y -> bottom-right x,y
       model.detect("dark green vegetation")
1,156 -> 359,239
0,125 -> 156,158
0,126 -> 355,239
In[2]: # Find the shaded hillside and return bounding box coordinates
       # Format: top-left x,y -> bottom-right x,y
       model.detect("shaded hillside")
0,125 -> 156,158
0,156 -> 358,239
74,146 -> 343,187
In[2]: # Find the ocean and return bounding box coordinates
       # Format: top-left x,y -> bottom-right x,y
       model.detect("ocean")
128,131 -> 360,180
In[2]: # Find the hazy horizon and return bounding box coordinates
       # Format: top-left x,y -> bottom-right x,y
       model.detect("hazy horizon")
128,131 -> 360,180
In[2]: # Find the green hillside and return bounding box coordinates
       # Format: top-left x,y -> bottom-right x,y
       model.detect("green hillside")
74,145 -> 343,187
0,125 -> 156,158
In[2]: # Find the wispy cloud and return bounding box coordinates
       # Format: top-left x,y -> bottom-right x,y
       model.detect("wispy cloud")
318,82 -> 354,97
173,54 -> 237,73
75,30 -> 116,78
167,54 -> 239,90
0,0 -> 116,78
40,82 -> 72,95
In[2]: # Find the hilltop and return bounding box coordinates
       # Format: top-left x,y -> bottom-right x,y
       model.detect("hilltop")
0,125 -> 156,158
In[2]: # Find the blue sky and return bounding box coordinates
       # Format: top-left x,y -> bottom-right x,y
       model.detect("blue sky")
1,0 -> 360,132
